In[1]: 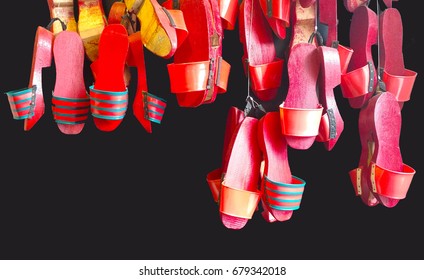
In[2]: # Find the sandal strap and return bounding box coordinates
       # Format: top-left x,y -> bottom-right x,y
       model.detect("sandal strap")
349,167 -> 363,196
382,69 -> 417,102
88,85 -> 128,120
263,175 -> 306,211
219,0 -> 239,30
51,95 -> 90,124
316,108 -> 337,142
279,102 -> 323,137
370,162 -> 415,199
161,8 -> 188,49
142,91 -> 167,124
248,58 -> 284,92
260,0 -> 290,25
168,56 -> 230,96
340,61 -> 376,99
219,184 -> 261,219
4,86 -> 36,120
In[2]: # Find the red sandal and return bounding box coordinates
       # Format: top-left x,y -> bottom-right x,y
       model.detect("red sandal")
349,92 -> 415,207
88,24 -> 129,132
239,0 -> 284,102
167,0 -> 231,107
4,26 -> 54,131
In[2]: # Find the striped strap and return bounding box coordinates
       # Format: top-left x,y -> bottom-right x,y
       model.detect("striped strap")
89,85 -> 128,120
264,175 -> 306,210
52,94 -> 90,125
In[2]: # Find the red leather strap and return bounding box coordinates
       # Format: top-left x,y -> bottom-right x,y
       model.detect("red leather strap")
219,0 -> 238,30
340,61 -> 376,99
370,162 -> 415,199
249,58 -> 284,92
382,69 -> 417,102
279,102 -> 323,137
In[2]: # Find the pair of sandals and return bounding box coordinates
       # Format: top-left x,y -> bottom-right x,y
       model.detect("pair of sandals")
207,107 -> 306,230
341,1 -> 417,208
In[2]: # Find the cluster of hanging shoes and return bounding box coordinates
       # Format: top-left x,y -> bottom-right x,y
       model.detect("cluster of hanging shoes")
206,0 -> 417,230
3,0 -> 232,133
1,0 -> 417,229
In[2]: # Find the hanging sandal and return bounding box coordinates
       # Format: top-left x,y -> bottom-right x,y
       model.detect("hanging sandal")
349,92 -> 415,208
123,0 -> 187,59
239,0 -> 284,102
51,28 -> 90,135
379,7 -> 417,107
258,0 -> 290,39
340,5 -> 378,109
127,31 -> 167,133
77,0 -> 108,62
219,116 -> 262,230
258,111 -> 306,223
280,42 -> 322,150
167,0 -> 230,107
88,24 -> 129,132
206,106 -> 245,202
4,24 -> 54,131
47,0 -> 78,34
218,0 -> 239,30
315,45 -> 344,151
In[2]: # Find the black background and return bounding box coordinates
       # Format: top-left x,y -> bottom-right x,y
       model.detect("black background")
0,1 -> 422,260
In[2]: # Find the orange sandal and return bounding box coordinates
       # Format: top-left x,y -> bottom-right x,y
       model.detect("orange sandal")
219,116 -> 262,229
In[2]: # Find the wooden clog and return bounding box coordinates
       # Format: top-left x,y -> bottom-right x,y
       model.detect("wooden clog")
77,0 -> 108,62
124,0 -> 187,59
219,116 -> 262,230
349,92 -> 415,207
340,5 -> 377,109
379,7 -> 417,107
47,0 -> 78,34
315,45 -> 343,151
167,0 -> 231,107
4,26 -> 54,131
88,24 -> 129,132
51,30 -> 89,135
206,107 -> 245,202
239,0 -> 284,102
258,112 -> 306,222
280,42 -> 322,150
127,32 -> 167,133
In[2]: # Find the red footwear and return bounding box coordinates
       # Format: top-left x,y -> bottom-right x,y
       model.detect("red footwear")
167,0 -> 231,107
127,31 -> 167,133
343,0 -> 369,13
219,0 -> 239,30
88,24 -> 129,132
258,112 -> 306,222
239,0 -> 284,102
379,7 -> 417,107
47,0 -> 78,34
349,92 -> 415,207
77,0 -> 108,62
219,116 -> 262,230
4,26 -> 54,131
340,5 -> 377,109
279,43 -> 322,150
315,45 -> 343,151
51,30 -> 90,135
206,107 -> 245,202
258,0 -> 290,40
